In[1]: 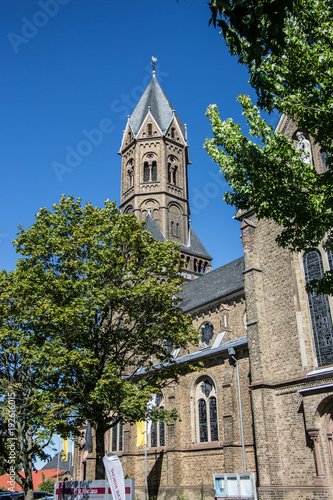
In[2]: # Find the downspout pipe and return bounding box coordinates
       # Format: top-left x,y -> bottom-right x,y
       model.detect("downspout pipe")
228,347 -> 246,473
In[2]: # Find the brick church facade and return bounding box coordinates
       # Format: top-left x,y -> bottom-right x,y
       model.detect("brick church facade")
73,76 -> 333,499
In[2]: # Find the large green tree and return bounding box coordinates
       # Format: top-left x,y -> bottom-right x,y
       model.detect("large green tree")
0,196 -> 198,489
206,0 -> 333,293
0,266 -> 73,500
209,0 -> 333,146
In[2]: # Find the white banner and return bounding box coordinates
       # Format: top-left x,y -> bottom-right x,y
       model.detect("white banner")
103,452 -> 125,500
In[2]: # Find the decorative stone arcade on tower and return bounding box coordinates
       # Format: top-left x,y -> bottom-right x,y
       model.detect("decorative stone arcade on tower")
119,75 -> 212,280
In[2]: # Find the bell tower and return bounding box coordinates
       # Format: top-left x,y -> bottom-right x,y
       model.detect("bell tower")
119,74 -> 212,279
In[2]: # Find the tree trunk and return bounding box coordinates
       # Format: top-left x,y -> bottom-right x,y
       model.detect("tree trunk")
19,464 -> 34,500
17,422 -> 34,500
94,422 -> 106,480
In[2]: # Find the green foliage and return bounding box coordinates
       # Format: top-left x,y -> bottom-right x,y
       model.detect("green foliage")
209,0 -> 333,160
38,474 -> 55,494
206,0 -> 333,295
209,0 -> 294,65
205,97 -> 333,294
0,196 -> 199,483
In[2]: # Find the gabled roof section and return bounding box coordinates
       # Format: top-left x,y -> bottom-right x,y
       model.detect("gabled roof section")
129,77 -> 187,141
174,335 -> 247,365
180,226 -> 212,259
41,452 -> 73,473
135,335 -> 247,377
144,212 -> 166,242
180,257 -> 244,312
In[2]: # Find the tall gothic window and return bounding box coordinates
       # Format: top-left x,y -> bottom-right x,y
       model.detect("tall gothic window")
196,378 -> 219,443
111,420 -> 123,452
303,250 -> 333,366
148,123 -> 152,136
150,394 -> 165,448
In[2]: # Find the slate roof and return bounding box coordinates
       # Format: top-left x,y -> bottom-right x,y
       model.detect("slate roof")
144,212 -> 165,242
41,452 -> 73,473
135,335 -> 248,377
180,226 -> 212,259
180,256 -> 244,312
144,213 -> 211,260
174,335 -> 247,365
129,77 -> 186,140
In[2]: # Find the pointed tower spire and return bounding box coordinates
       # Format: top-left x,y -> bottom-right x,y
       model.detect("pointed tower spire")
119,76 -> 212,280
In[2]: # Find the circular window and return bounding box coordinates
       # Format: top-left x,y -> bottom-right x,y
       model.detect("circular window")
200,322 -> 214,346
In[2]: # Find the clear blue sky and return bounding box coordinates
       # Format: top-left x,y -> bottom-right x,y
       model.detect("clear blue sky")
0,0 -> 279,272
1,0 -> 282,470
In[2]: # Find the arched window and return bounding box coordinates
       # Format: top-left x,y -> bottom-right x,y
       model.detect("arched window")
200,322 -> 214,346
196,378 -> 218,443
303,250 -> 333,366
143,155 -> 157,182
111,420 -> 123,452
127,159 -> 134,187
150,394 -> 165,448
168,157 -> 177,185
152,161 -> 157,181
171,127 -> 175,139
144,162 -> 150,182
148,123 -> 152,136
129,170 -> 134,187
171,221 -> 174,236
168,165 -> 172,184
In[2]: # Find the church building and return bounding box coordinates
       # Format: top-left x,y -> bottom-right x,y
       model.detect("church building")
74,74 -> 333,500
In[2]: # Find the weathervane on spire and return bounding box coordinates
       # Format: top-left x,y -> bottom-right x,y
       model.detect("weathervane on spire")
151,56 -> 158,75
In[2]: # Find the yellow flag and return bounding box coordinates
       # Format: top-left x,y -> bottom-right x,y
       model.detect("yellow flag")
62,438 -> 69,461
136,421 -> 145,447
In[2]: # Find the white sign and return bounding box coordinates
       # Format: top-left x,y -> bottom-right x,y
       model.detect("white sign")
54,479 -> 134,500
103,452 -> 125,500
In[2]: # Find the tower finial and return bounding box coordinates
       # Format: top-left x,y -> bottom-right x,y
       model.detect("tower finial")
151,56 -> 158,76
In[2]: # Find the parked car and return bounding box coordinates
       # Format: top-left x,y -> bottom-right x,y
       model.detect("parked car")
0,492 -> 52,500
0,493 -> 24,500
